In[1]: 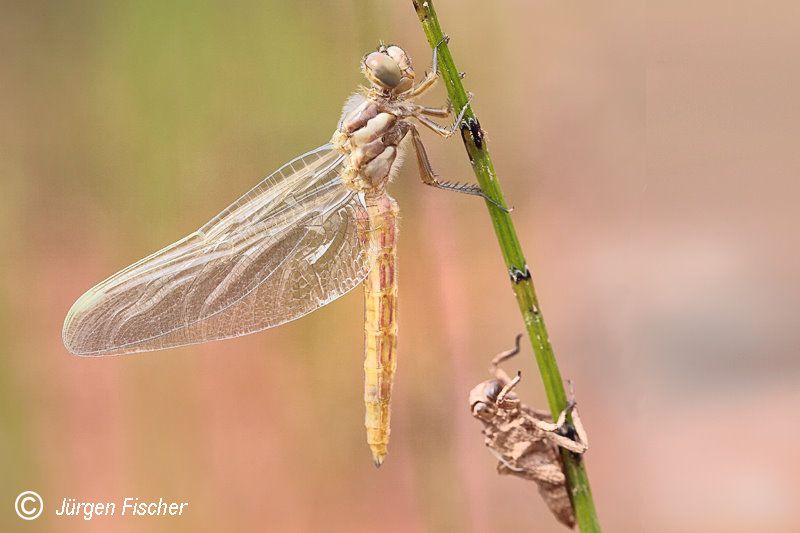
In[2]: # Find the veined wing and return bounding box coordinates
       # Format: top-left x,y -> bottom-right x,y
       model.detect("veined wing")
63,144 -> 372,356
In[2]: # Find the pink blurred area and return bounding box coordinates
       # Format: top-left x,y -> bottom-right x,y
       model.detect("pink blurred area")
2,0 -> 799,531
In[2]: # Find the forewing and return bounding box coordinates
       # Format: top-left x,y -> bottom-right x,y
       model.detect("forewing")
64,144 -> 372,356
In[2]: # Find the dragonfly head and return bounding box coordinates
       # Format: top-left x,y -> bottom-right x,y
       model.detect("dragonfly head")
363,44 -> 415,94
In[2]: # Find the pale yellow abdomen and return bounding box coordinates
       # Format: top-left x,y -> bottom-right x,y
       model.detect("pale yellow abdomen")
363,193 -> 398,467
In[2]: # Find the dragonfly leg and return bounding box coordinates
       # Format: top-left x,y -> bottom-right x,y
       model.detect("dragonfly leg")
525,383 -> 589,455
566,379 -> 590,448
431,34 -> 449,76
402,35 -> 449,98
404,72 -> 437,98
489,333 -> 523,382
408,124 -> 509,211
414,101 -> 452,118
414,93 -> 473,139
496,371 -> 522,403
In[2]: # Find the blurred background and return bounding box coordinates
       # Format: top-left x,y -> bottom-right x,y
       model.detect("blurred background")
2,0 -> 798,531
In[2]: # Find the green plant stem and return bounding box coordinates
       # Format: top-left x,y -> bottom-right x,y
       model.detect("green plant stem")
412,2 -> 601,531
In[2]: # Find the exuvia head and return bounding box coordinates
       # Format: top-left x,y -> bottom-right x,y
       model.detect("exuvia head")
362,44 -> 415,93
468,378 -> 520,422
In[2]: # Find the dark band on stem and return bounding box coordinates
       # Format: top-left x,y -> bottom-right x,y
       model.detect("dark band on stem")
509,265 -> 531,284
460,117 -> 484,153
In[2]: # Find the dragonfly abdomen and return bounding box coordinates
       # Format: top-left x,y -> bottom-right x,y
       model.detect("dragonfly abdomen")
362,193 -> 398,467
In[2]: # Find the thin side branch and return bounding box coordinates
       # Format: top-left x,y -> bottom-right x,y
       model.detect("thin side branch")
411,1 -> 602,531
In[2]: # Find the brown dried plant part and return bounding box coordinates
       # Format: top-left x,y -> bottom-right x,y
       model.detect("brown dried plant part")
469,335 -> 589,528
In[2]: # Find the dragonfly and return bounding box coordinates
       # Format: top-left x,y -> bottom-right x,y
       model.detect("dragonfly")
63,38 -> 502,467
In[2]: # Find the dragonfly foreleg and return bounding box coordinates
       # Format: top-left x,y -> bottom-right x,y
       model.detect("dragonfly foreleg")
496,371 -> 522,403
408,123 -> 509,211
489,333 -> 523,382
402,35 -> 449,98
431,34 -> 449,76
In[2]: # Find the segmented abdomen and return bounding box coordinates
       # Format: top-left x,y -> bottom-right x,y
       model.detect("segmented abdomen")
362,193 -> 398,467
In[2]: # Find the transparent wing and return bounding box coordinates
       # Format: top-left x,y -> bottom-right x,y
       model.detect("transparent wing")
63,144 -> 372,356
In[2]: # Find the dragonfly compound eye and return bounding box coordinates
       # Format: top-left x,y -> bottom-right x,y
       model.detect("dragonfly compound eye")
364,51 -> 402,90
385,46 -> 411,71
385,45 -> 415,92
